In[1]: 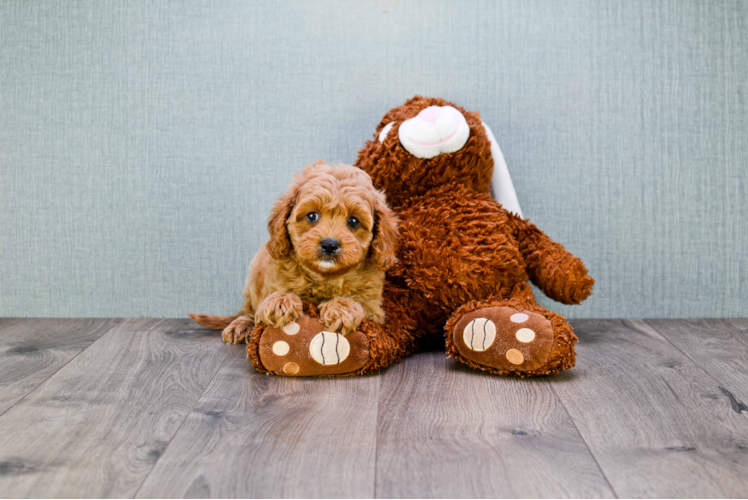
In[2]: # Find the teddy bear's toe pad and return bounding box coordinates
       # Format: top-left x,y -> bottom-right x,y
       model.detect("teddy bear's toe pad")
257,315 -> 370,376
452,307 -> 554,372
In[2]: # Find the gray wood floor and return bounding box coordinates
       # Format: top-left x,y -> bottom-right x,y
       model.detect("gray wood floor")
1,319 -> 747,498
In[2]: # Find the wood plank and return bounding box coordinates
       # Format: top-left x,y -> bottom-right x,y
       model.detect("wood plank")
552,319 -> 748,498
645,319 -> 748,403
726,319 -> 748,331
374,351 -> 614,498
0,318 -> 25,332
0,318 -> 120,415
136,346 -> 380,498
0,318 -> 231,498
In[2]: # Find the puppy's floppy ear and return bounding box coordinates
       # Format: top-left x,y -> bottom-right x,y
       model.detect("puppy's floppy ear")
370,190 -> 399,271
266,184 -> 298,260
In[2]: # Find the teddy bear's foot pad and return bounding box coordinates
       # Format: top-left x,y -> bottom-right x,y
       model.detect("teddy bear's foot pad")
451,306 -> 555,372
256,315 -> 370,376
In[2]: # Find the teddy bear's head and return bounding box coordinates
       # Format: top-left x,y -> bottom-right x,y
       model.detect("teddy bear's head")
355,96 -> 494,206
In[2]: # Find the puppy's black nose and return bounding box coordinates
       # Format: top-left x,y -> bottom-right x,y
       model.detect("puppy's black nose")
320,238 -> 340,255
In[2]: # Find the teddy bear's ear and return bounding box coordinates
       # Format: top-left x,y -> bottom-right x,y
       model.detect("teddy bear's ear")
483,122 -> 523,218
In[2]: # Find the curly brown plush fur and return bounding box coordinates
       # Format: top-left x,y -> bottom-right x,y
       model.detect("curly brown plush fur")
347,96 -> 593,377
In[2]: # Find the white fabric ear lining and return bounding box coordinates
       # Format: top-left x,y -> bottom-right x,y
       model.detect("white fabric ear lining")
482,122 -> 523,218
378,122 -> 395,143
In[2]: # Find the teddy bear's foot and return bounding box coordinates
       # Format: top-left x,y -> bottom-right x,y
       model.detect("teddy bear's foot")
446,303 -> 576,377
250,315 -> 371,377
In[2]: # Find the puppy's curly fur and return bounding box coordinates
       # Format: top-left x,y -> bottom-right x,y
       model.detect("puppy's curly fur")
190,161 -> 399,343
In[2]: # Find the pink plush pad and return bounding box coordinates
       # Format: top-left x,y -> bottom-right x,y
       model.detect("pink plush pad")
417,106 -> 441,124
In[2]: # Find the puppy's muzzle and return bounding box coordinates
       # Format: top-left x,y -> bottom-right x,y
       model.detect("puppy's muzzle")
320,238 -> 340,256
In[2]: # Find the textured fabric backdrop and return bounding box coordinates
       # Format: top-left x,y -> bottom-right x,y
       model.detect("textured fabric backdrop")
1,0 -> 746,318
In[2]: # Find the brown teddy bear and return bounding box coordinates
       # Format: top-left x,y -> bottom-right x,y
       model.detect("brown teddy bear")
247,96 -> 594,377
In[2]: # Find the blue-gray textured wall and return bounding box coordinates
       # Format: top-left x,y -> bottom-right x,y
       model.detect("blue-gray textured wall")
1,0 -> 746,319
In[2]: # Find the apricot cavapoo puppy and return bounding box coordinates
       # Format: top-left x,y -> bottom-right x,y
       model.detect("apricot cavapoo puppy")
190,161 -> 399,343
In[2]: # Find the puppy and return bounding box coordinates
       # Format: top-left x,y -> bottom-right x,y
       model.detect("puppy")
190,161 -> 399,344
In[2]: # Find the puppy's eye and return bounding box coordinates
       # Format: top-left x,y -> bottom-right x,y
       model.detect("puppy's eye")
306,212 -> 319,223
347,216 -> 360,229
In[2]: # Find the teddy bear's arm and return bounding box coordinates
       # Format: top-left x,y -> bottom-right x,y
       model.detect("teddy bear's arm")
513,216 -> 595,305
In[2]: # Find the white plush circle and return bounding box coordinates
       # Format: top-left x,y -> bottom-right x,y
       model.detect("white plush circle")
378,122 -> 395,143
515,328 -> 536,343
462,318 -> 496,352
272,341 -> 290,356
282,322 -> 300,335
398,105 -> 470,159
510,313 -> 529,323
309,331 -> 350,365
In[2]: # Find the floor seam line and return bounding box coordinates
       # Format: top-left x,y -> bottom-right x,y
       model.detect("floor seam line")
0,319 -> 123,420
373,369 -> 381,499
131,342 -> 235,499
547,377 -> 619,498
640,319 -> 748,405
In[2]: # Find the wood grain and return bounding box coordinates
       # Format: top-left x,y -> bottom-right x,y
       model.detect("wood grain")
0,319 -> 230,498
646,319 -> 748,403
0,318 -> 25,332
2,318 -> 748,498
552,319 -> 748,498
0,318 -> 120,416
374,351 -> 614,498
136,346 -> 380,498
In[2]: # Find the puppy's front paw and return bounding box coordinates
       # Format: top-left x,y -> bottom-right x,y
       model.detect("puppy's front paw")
319,297 -> 366,335
222,316 -> 254,344
255,292 -> 303,329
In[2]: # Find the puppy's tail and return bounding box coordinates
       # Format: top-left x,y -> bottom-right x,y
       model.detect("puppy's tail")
188,312 -> 242,330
